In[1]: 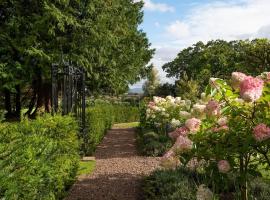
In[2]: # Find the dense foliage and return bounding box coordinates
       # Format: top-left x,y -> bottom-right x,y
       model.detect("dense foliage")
0,115 -> 80,199
136,128 -> 172,156
84,102 -> 139,155
0,0 -> 154,118
143,167 -> 270,200
163,39 -> 270,96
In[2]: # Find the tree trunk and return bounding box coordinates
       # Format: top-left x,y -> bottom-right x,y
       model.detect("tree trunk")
15,85 -> 21,118
43,82 -> 51,113
4,89 -> 12,117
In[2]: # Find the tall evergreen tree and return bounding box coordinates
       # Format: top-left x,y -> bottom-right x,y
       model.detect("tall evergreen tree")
0,0 -> 154,118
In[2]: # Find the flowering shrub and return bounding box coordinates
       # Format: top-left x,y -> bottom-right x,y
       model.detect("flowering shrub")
159,71 -> 270,199
145,96 -> 191,134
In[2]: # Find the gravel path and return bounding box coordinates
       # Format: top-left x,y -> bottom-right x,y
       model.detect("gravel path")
66,127 -> 161,200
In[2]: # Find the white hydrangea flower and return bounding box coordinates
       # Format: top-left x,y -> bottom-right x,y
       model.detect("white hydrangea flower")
193,104 -> 206,113
171,118 -> 181,127
175,97 -> 181,104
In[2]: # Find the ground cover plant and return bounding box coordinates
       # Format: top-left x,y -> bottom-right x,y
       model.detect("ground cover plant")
141,71 -> 270,199
0,115 -> 80,200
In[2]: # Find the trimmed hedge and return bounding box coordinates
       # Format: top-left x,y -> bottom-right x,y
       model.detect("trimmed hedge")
84,103 -> 139,155
0,115 -> 80,200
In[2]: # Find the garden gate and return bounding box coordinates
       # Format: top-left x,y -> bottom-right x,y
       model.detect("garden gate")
51,62 -> 86,132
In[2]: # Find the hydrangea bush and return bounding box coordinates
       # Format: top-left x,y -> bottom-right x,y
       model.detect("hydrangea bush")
145,96 -> 191,134
157,72 -> 270,199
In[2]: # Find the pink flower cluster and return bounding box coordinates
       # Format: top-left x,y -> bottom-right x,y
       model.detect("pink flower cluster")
240,76 -> 264,102
172,135 -> 193,152
231,72 -> 265,102
185,118 -> 201,133
205,100 -> 220,116
168,126 -> 189,140
218,160 -> 231,173
253,123 -> 270,142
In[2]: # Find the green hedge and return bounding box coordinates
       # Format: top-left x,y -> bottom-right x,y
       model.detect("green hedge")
0,115 -> 80,200
84,103 -> 139,155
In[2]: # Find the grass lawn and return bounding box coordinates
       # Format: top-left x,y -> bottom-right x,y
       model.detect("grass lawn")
77,160 -> 96,176
113,122 -> 139,129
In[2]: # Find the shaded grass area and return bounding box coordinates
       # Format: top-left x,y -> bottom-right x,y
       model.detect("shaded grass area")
77,161 -> 96,176
113,122 -> 139,129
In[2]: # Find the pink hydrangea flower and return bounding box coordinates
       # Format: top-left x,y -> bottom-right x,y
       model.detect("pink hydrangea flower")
231,72 -> 247,90
168,126 -> 189,140
218,160 -> 231,173
185,118 -> 201,133
253,123 -> 270,142
172,135 -> 193,152
205,100 -> 220,116
240,76 -> 264,102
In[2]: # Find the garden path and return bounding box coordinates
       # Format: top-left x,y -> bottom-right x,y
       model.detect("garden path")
66,126 -> 160,200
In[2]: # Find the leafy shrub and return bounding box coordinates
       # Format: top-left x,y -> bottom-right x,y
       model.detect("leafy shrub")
143,168 -> 270,200
142,167 -> 200,200
84,103 -> 139,155
136,128 -> 172,156
0,115 -> 80,200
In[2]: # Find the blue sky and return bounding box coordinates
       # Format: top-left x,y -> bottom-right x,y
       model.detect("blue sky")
131,0 -> 270,88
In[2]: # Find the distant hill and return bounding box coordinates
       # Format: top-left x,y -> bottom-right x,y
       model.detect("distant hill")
128,87 -> 143,94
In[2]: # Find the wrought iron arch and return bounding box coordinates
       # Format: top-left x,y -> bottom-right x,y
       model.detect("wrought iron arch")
51,61 -> 86,132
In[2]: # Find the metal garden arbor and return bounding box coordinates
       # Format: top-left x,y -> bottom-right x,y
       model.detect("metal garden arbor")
51,61 -> 86,132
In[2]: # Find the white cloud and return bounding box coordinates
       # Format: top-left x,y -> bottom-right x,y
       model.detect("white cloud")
165,0 -> 270,46
166,20 -> 190,39
141,0 -> 174,12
